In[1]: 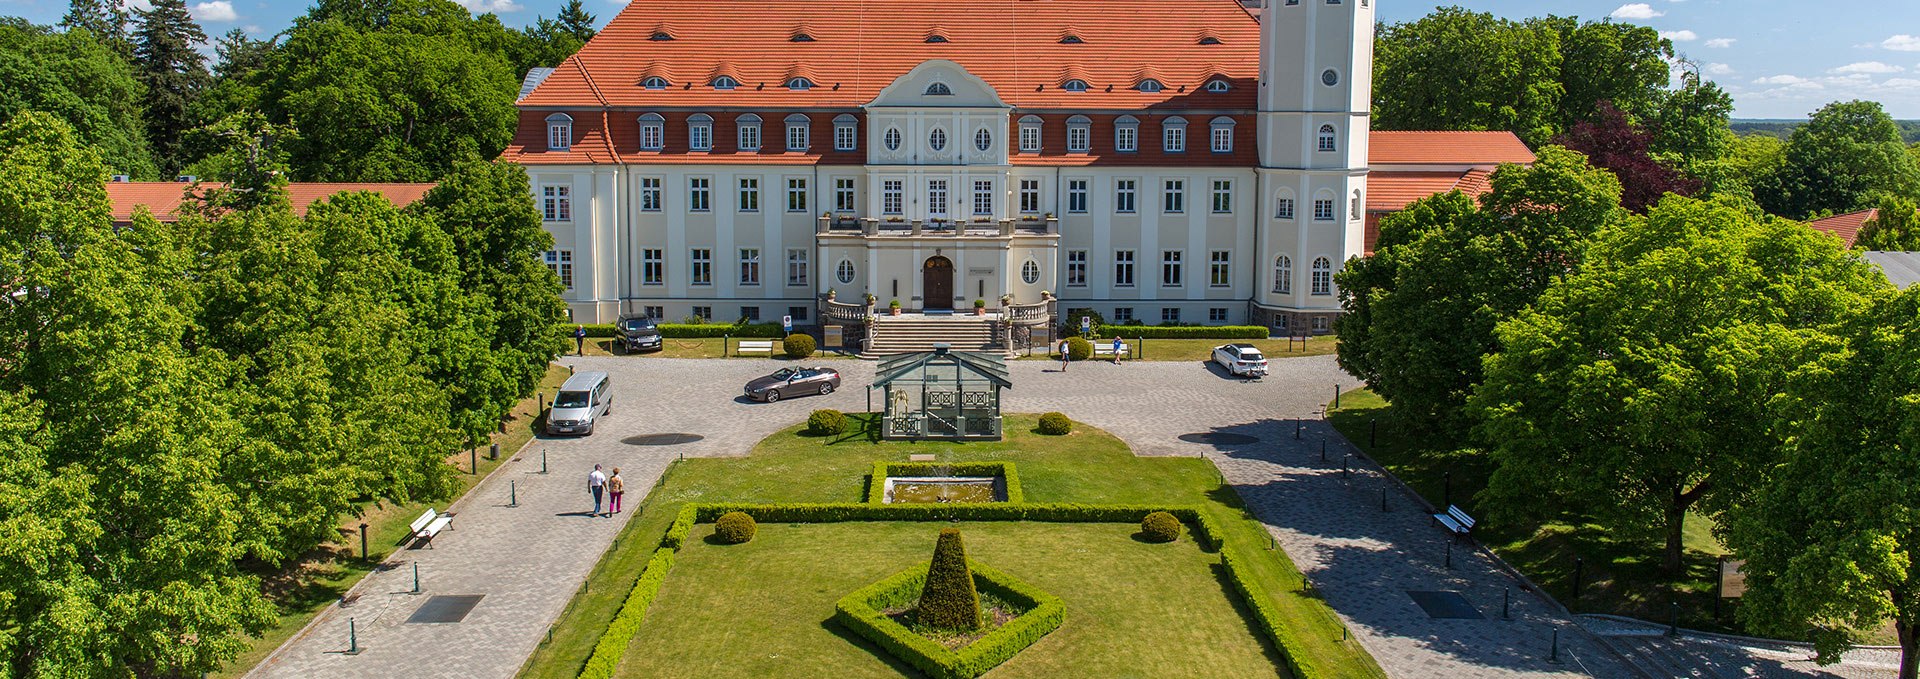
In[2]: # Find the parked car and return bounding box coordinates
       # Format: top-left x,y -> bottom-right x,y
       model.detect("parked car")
1211,344 -> 1269,378
744,366 -> 841,402
616,314 -> 663,353
547,371 -> 613,435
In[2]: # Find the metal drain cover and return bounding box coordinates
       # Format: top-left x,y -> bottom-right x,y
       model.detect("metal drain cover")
1406,591 -> 1483,619
407,595 -> 484,624
623,433 -> 704,446
1177,432 -> 1260,446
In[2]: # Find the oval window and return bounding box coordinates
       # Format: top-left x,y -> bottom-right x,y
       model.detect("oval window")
884,128 -> 902,151
974,128 -> 992,152
929,128 -> 947,151
1321,69 -> 1339,87
1021,260 -> 1040,285
836,260 -> 856,284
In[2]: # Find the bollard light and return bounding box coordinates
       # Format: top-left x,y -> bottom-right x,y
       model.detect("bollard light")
510,480 -> 518,508
490,443 -> 499,460
541,448 -> 548,474
348,617 -> 359,655
1548,628 -> 1560,663
412,562 -> 420,595
1502,587 -> 1510,619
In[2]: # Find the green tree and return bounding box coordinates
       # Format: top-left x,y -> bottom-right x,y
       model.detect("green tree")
1541,16 -> 1674,130
1649,65 -> 1737,178
1857,196 -> 1920,251
1373,8 -> 1564,145
523,0 -> 597,69
60,0 -> 130,56
0,19 -> 155,178
184,111 -> 295,211
131,0 -> 210,176
916,528 -> 981,630
1727,286 -> 1920,678
1759,100 -> 1920,219
1474,195 -> 1889,574
1335,146 -> 1625,433
1698,133 -> 1786,204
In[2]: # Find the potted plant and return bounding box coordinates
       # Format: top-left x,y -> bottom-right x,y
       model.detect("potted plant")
972,299 -> 987,316
889,299 -> 902,316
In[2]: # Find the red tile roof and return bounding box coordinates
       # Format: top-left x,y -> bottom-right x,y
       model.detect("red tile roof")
517,0 -> 1261,111
106,182 -> 436,222
1806,209 -> 1877,248
1366,169 -> 1496,213
1370,131 -> 1535,166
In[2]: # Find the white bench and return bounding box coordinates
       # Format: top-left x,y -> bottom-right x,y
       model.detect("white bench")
1093,344 -> 1131,360
410,508 -> 454,548
735,340 -> 776,356
1433,504 -> 1475,539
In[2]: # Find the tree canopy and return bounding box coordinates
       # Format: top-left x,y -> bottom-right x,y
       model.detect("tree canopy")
0,18 -> 154,178
1758,100 -> 1920,220
1555,101 -> 1701,212
130,0 -> 209,177
1856,196 -> 1920,251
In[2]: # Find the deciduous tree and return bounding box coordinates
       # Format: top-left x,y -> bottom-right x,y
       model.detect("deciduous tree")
0,19 -> 155,178
1856,196 -> 1920,252
1555,101 -> 1701,212
1759,100 -> 1920,219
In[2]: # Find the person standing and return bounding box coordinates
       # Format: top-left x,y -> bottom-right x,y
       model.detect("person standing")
574,324 -> 587,355
588,464 -> 607,516
1111,336 -> 1124,365
1057,339 -> 1070,372
607,468 -> 625,515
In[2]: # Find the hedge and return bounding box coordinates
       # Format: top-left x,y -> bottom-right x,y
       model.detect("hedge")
1222,549 -> 1314,679
1109,325 -> 1271,340
557,322 -> 785,339
688,503 -> 1219,549
866,461 -> 1023,504
577,546 -> 676,679
834,559 -> 1065,679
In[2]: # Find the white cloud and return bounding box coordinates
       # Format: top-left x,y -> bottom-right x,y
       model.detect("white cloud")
1704,38 -> 1736,49
1830,61 -> 1905,75
1753,74 -> 1812,85
189,1 -> 235,22
1660,30 -> 1698,42
1878,78 -> 1920,91
1706,63 -> 1733,75
1884,35 -> 1920,52
1610,3 -> 1663,20
453,0 -> 523,11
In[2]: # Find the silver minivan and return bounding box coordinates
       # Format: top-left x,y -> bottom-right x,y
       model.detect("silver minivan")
547,371 -> 612,436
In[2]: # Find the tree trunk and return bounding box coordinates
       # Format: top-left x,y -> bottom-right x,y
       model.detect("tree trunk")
1663,500 -> 1686,575
1899,617 -> 1917,679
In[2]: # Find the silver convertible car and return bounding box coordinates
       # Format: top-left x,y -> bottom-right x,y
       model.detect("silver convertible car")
744,366 -> 842,402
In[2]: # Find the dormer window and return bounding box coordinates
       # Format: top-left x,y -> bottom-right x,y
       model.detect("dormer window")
688,113 -> 713,151
785,77 -> 814,90
737,114 -> 762,151
1162,116 -> 1187,152
924,33 -> 949,43
1066,115 -> 1090,153
784,113 -> 810,151
833,114 -> 858,151
545,113 -> 572,151
649,31 -> 673,41
638,112 -> 664,151
925,82 -> 952,96
1211,117 -> 1237,153
1197,36 -> 1222,45
1017,115 -> 1042,153
1114,115 -> 1139,153
1136,79 -> 1163,93
1059,34 -> 1083,44
641,76 -> 669,90
712,76 -> 738,90
790,32 -> 815,42
1205,79 -> 1230,92
1062,79 -> 1088,92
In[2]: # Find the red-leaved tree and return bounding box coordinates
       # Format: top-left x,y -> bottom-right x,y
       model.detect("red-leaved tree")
1556,101 -> 1702,212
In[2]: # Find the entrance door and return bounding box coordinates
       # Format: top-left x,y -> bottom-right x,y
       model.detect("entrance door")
923,256 -> 954,310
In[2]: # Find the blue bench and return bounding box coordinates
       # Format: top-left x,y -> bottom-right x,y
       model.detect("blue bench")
1433,504 -> 1475,538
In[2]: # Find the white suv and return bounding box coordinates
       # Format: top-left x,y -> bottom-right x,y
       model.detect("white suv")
1211,344 -> 1269,378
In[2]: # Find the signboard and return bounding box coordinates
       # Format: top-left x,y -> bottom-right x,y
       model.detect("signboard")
1719,559 -> 1747,598
782,315 -> 793,333
1080,315 -> 1091,334
967,267 -> 994,276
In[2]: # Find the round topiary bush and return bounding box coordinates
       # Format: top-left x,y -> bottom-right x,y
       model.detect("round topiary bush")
1141,511 -> 1181,543
1065,337 -> 1093,361
807,409 -> 848,436
714,511 -> 757,544
783,333 -> 816,359
1037,412 -> 1072,436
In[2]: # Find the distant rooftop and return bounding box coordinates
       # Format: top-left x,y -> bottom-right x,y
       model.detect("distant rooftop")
105,181 -> 437,222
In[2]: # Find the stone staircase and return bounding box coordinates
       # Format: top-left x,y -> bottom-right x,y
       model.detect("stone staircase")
865,313 -> 1002,357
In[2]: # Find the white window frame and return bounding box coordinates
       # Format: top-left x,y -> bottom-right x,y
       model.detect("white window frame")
688,114 -> 712,151
738,177 -> 759,213
738,248 -> 760,286
1162,179 -> 1184,214
884,127 -> 902,151
1208,250 -> 1230,288
882,180 -> 903,215
641,177 -> 662,212
1115,179 -> 1136,214
545,249 -> 573,289
1114,250 -> 1136,287
1066,250 -> 1087,287
928,179 -> 948,217
545,113 -> 572,151
1019,179 -> 1041,214
690,249 -> 713,286
737,114 -> 762,151
1210,117 -> 1235,153
541,185 -> 571,221
1273,255 -> 1292,294
1018,115 -> 1042,153
1317,124 -> 1337,153
1161,250 -> 1183,287
1163,117 -> 1186,152
974,127 -> 993,152
1311,257 -> 1333,295
638,113 -> 664,151
836,259 -> 856,284
1021,260 -> 1040,285
834,178 -> 857,212
834,114 -> 858,151
642,248 -> 663,285
785,114 -> 810,151
1066,116 -> 1090,153
1066,179 -> 1088,214
1275,193 -> 1296,219
786,177 -> 808,213
786,248 -> 808,286
1211,179 -> 1232,214
1314,197 -> 1335,221
1114,116 -> 1138,153
688,177 -> 711,212
972,179 -> 993,216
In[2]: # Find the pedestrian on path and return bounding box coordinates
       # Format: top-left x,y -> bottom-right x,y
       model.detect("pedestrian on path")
1057,339 -> 1069,372
574,324 -> 587,355
607,468 -> 625,514
588,464 -> 607,516
1111,336 -> 1124,365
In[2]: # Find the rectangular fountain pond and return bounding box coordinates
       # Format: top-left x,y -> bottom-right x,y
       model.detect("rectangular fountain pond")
882,476 -> 1007,504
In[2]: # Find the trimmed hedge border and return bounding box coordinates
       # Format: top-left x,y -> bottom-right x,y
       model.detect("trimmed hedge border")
865,462 -> 1024,504
1104,325 -> 1270,340
577,500 -> 1336,679
834,559 -> 1065,679
562,322 -> 786,339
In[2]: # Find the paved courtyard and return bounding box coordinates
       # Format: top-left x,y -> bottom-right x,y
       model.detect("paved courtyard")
251,353 -> 1880,679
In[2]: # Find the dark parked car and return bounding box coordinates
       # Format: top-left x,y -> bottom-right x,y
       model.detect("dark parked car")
744,367 -> 841,402
616,315 -> 662,353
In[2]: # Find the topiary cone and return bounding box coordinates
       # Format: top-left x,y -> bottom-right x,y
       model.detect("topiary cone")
915,528 -> 981,631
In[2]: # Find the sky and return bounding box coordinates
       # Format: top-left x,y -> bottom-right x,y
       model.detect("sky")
2,0 -> 1916,119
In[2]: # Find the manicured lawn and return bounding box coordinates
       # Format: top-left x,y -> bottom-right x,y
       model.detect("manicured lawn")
623,522 -> 1280,679
1017,336 -> 1337,362
575,337 -> 857,360
518,413 -> 1383,679
214,364 -> 573,677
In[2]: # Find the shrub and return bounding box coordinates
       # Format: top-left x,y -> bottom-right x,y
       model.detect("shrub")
808,409 -> 848,436
784,333 -> 817,359
1064,337 -> 1093,361
579,547 -> 676,679
713,511 -> 757,544
836,559 -> 1064,679
568,322 -> 785,338
917,528 -> 981,630
1113,325 -> 1270,340
1036,412 -> 1072,436
1141,511 -> 1182,543
1058,308 -> 1106,337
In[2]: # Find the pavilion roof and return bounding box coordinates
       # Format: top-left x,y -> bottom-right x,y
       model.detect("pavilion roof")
872,348 -> 1011,389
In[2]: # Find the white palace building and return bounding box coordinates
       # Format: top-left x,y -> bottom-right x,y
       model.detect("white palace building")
504,0 -> 1534,351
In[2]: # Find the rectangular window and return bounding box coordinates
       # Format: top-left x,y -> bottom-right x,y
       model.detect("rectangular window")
1116,125 -> 1137,152
1314,198 -> 1335,221
739,124 -> 760,151
738,177 -> 759,212
690,249 -> 712,286
1209,250 -> 1230,287
786,124 -> 808,151
547,122 -> 570,150
1211,180 -> 1232,214
972,180 -> 993,216
640,177 -> 662,212
689,177 -> 711,212
835,124 -> 857,151
1067,179 -> 1088,214
738,248 -> 760,285
1067,125 -> 1089,153
1164,126 -> 1185,152
544,249 -> 573,289
541,185 -> 571,221
1161,250 -> 1183,287
643,305 -> 663,320
1211,126 -> 1233,153
1019,125 -> 1041,153
1115,180 -> 1136,214
691,306 -> 711,323
1019,179 -> 1041,214
740,306 -> 760,322
786,248 -> 808,286
834,178 -> 856,212
1112,307 -> 1134,323
786,178 -> 808,212
640,122 -> 662,150
642,248 -> 663,285
1066,250 -> 1087,287
1313,316 -> 1329,332
1276,197 -> 1295,219
1114,250 -> 1135,287
1163,179 -> 1184,214
928,179 -> 948,217
690,123 -> 711,151
1162,307 -> 1181,323
788,305 -> 809,322
1209,307 -> 1228,322
883,180 -> 903,215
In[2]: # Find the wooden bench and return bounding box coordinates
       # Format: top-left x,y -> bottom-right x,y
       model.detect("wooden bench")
1092,344 -> 1131,360
1432,504 -> 1475,539
735,340 -> 776,356
410,508 -> 455,548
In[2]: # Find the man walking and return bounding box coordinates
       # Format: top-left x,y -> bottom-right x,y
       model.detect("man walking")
588,464 -> 608,517
574,324 -> 588,355
1057,339 -> 1070,372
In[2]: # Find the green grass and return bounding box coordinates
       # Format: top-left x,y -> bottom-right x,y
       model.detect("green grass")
1326,389 -> 1743,633
624,522 -> 1278,679
214,364 -> 573,677
1017,336 -> 1338,362
576,337 -> 856,360
519,413 -> 1383,679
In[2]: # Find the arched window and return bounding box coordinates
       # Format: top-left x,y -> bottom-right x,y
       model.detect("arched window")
884,127 -> 902,151
1209,116 -> 1235,153
925,82 -> 952,96
1062,79 -> 1088,92
1197,36 -> 1223,45
784,113 -> 810,151
1351,190 -> 1363,220
928,127 -> 947,152
1022,260 -> 1040,285
687,114 -> 713,151
736,114 -> 762,151
1136,78 -> 1163,93
1317,124 -> 1337,152
649,30 -> 674,41
1114,115 -> 1139,153
1312,191 -> 1336,221
545,113 -> 572,151
1162,116 -> 1187,152
1274,190 -> 1296,219
641,76 -> 669,90
1017,115 -> 1043,153
790,32 -> 815,42
712,76 -> 738,90
1059,34 -> 1083,44
1273,255 -> 1292,294
924,34 -> 949,43
638,112 -> 664,151
786,77 -> 814,90
836,260 -> 856,284
1065,115 -> 1090,153
974,127 -> 992,152
1205,79 -> 1230,92
1311,257 -> 1332,296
